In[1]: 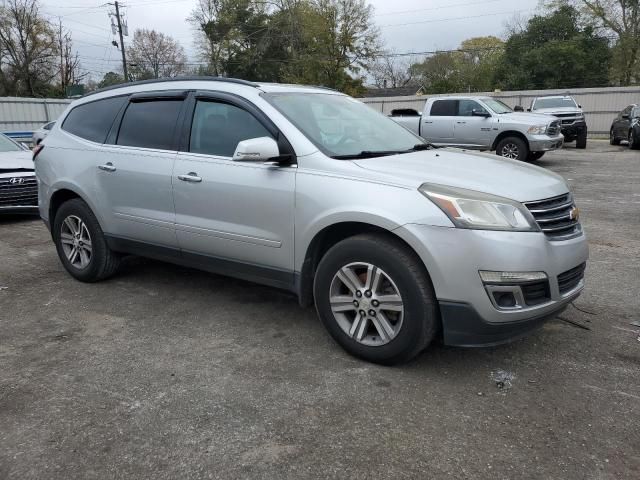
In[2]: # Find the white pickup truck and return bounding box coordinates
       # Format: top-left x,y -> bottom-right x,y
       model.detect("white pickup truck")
390,96 -> 564,161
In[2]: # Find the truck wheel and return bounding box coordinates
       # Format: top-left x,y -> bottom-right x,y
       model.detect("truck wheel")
527,152 -> 545,161
496,137 -> 528,161
576,131 -> 587,149
610,129 -> 620,145
630,130 -> 640,150
53,198 -> 121,282
313,233 -> 438,365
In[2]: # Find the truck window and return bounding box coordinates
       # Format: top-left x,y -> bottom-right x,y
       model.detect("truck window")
458,100 -> 487,116
430,100 -> 457,116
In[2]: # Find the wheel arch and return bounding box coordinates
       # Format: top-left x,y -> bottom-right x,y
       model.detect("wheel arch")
48,185 -> 106,236
491,130 -> 529,151
297,221 -> 432,308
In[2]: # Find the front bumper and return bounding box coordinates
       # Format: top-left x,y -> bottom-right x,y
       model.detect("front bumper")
0,205 -> 39,215
561,121 -> 587,139
529,134 -> 564,152
395,224 -> 589,346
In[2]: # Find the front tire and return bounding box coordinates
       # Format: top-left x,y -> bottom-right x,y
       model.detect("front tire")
629,129 -> 640,150
53,198 -> 120,282
313,233 -> 438,365
610,128 -> 621,145
496,136 -> 528,161
576,131 -> 587,149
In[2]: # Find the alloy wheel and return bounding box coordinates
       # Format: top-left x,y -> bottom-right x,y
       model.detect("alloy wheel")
60,215 -> 92,269
329,262 -> 404,346
501,143 -> 520,159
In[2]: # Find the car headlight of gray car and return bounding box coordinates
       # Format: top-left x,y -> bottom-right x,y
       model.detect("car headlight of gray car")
527,125 -> 548,135
419,183 -> 540,232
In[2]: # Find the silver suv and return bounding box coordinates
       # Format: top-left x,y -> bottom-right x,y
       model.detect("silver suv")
35,78 -> 589,364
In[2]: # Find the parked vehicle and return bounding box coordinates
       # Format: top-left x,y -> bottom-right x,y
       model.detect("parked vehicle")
0,132 -> 38,214
610,104 -> 640,149
389,96 -> 564,161
32,121 -> 56,145
528,95 -> 587,149
35,78 -> 588,364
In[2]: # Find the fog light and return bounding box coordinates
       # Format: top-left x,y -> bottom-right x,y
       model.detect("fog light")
492,291 -> 517,308
479,270 -> 547,284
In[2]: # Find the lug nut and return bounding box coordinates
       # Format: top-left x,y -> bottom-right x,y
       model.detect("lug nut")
353,300 -> 359,307
371,299 -> 379,307
364,290 -> 372,298
369,309 -> 376,317
355,291 -> 362,298
359,310 -> 366,316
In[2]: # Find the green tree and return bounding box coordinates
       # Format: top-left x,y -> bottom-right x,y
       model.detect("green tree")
495,5 -> 611,89
97,71 -> 124,89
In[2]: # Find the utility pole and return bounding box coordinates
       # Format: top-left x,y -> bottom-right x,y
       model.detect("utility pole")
58,18 -> 65,95
113,1 -> 128,82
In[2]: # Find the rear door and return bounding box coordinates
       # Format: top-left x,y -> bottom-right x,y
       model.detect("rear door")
423,100 -> 456,143
96,91 -> 186,247
453,99 -> 493,148
172,92 -> 296,286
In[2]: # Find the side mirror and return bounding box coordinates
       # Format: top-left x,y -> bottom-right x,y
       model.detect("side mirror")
578,104 -> 582,108
471,109 -> 491,117
513,105 -> 524,112
232,137 -> 280,162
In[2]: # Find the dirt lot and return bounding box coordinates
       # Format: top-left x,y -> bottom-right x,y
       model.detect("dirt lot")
1,141 -> 639,479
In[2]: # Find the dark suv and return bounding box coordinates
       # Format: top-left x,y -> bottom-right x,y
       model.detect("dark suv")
610,104 -> 640,149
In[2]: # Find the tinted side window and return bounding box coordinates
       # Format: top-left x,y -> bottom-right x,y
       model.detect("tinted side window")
189,101 -> 273,157
430,100 -> 457,116
62,96 -> 126,143
632,107 -> 640,118
457,100 -> 487,116
117,100 -> 183,150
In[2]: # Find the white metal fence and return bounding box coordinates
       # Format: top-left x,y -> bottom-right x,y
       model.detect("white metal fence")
0,97 -> 71,142
360,85 -> 640,136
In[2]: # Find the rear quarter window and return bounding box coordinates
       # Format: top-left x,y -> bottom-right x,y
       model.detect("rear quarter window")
62,96 -> 126,143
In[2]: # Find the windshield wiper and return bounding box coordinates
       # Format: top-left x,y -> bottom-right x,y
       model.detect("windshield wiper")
332,144 -> 438,159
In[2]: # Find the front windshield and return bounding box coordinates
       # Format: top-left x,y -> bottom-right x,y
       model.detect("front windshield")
533,97 -> 577,109
0,134 -> 22,153
482,98 -> 513,114
264,92 -> 424,157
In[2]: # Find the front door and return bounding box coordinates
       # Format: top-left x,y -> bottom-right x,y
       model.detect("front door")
454,99 -> 493,148
172,94 -> 296,286
96,94 -> 185,247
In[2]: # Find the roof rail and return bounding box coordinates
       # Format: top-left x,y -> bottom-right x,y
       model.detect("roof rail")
82,76 -> 259,98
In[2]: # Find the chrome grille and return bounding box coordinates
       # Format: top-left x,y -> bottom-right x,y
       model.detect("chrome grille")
0,175 -> 38,207
524,193 -> 581,240
546,120 -> 561,136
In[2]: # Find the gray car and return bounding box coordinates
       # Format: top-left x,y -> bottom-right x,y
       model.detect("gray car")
35,78 -> 588,364
0,132 -> 39,214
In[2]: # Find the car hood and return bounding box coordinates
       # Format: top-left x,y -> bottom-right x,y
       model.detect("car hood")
532,107 -> 582,115
0,150 -> 34,172
353,149 -> 568,203
497,112 -> 556,124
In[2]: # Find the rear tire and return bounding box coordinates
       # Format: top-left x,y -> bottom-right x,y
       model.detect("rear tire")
496,136 -> 528,161
576,131 -> 587,149
629,129 -> 640,150
53,198 -> 120,282
610,129 -> 620,145
313,233 -> 438,365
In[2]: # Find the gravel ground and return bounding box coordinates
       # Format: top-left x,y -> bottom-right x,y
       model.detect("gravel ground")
1,141 -> 639,479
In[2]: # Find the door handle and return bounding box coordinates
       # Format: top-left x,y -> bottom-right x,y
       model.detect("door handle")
178,172 -> 202,183
98,162 -> 116,172
424,121 -> 433,124
456,121 -> 466,124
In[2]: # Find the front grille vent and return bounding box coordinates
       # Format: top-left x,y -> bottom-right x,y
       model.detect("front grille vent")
0,176 -> 38,207
558,263 -> 586,294
546,120 -> 561,136
521,280 -> 551,306
524,193 -> 581,240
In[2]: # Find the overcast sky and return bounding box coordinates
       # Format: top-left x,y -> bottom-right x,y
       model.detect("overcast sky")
40,0 -> 541,80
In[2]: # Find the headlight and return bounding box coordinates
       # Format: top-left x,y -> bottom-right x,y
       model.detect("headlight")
418,183 -> 540,232
527,125 -> 547,134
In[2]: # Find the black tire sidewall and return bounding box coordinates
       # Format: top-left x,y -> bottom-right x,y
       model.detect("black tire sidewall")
53,199 -> 111,282
497,137 -> 528,161
314,236 -> 436,364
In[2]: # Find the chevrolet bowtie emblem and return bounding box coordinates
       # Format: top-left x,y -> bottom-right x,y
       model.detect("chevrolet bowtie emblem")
569,206 -> 579,221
